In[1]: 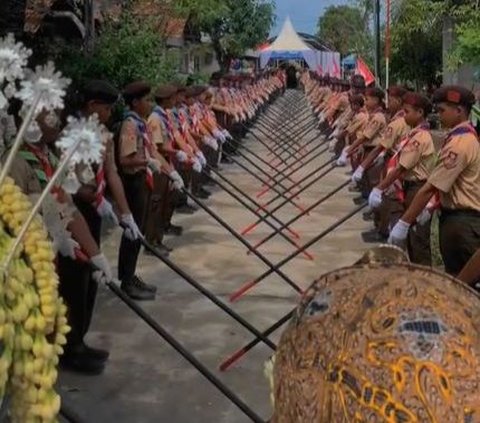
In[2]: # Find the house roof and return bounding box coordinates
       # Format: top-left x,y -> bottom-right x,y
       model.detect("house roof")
24,0 -> 54,33
24,0 -> 187,39
264,17 -> 312,52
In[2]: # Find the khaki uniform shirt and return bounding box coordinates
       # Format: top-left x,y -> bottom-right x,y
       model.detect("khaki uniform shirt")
362,110 -> 387,147
118,117 -> 147,175
428,122 -> 480,210
380,113 -> 410,151
147,113 -> 166,146
399,127 -> 435,182
346,110 -> 369,138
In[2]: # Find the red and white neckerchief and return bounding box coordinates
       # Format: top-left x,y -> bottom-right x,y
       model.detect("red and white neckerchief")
125,111 -> 155,190
385,122 -> 430,202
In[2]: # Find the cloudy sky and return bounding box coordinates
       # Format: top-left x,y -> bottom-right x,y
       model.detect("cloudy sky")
272,0 -> 349,35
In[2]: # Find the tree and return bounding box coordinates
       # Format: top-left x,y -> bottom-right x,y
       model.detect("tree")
389,0 -> 445,88
177,0 -> 275,71
317,5 -> 373,60
447,2 -> 480,67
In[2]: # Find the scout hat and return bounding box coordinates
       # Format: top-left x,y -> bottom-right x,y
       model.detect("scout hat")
83,80 -> 119,104
403,92 -> 432,115
123,81 -> 151,104
154,85 -> 178,101
387,85 -> 408,99
351,74 -> 366,89
365,86 -> 385,102
432,85 -> 475,110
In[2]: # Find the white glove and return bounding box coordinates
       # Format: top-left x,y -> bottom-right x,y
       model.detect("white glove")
368,187 -> 383,209
96,197 -> 118,225
388,220 -> 410,246
192,158 -> 202,173
416,208 -> 432,226
121,213 -> 143,241
147,158 -> 161,173
374,151 -> 386,166
176,150 -> 188,163
352,166 -> 364,183
54,232 -> 80,260
169,170 -> 185,190
318,112 -> 325,123
336,148 -> 348,167
330,128 -> 340,140
328,138 -> 337,152
203,136 -> 218,151
222,129 -> 232,140
196,151 -> 207,166
213,129 -> 226,144
90,253 -> 113,285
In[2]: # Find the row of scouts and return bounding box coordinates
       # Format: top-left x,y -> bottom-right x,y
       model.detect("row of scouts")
301,71 -> 480,288
2,69 -> 287,375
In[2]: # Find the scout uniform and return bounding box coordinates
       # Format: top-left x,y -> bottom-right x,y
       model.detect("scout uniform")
358,88 -> 387,197
372,88 -> 410,238
116,81 -> 156,300
144,85 -> 179,252
429,112 -> 480,275
391,86 -> 480,275
399,121 -> 435,265
7,134 -> 108,374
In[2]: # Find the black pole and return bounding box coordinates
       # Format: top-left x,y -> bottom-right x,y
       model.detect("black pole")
230,203 -> 367,302
106,282 -> 265,423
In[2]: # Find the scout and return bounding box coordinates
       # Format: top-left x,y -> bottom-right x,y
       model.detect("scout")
369,92 -> 435,265
389,86 -> 480,276
7,109 -> 112,374
116,81 -> 163,300
145,84 -> 185,254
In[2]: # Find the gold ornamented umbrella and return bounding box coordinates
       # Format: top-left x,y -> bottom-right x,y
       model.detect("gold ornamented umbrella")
270,246 -> 480,422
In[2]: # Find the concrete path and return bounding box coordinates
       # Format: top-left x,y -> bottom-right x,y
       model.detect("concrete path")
58,90 -> 371,423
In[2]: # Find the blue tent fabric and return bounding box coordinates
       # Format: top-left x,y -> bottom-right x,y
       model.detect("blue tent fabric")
342,54 -> 357,67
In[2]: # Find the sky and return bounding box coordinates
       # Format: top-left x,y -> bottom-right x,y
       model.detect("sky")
271,0 -> 349,36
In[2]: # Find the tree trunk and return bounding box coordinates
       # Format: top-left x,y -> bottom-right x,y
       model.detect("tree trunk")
211,36 -> 229,72
0,0 -> 28,38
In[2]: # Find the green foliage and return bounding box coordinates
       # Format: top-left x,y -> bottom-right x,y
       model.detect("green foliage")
177,0 -> 275,70
316,5 -> 372,57
389,0 -> 444,87
51,13 -> 179,90
448,3 -> 480,68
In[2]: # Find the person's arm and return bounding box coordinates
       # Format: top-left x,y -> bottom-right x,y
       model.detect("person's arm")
118,120 -> 148,169
67,211 -> 100,257
359,145 -> 384,170
457,249 -> 480,287
400,182 -> 437,224
377,166 -> 404,191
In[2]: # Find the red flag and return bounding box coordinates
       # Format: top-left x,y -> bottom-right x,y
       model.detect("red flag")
356,57 -> 375,86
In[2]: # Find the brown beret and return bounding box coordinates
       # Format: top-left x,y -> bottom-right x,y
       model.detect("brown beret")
432,85 -> 475,108
351,74 -> 366,89
123,81 -> 151,103
154,85 -> 178,100
403,92 -> 432,115
83,80 -> 119,105
350,94 -> 365,107
387,85 -> 408,99
365,87 -> 385,101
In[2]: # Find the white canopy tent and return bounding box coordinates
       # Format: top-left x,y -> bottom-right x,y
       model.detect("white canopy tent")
259,17 -> 341,77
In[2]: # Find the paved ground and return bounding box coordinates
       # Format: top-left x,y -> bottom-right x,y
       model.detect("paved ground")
57,90 -> 371,423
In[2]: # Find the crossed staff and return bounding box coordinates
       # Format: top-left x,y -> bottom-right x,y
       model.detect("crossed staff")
62,88 -> 367,422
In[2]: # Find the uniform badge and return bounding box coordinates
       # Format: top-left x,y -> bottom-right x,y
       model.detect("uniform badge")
442,150 -> 458,169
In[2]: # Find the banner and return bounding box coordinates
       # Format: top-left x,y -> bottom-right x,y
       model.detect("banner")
355,57 -> 375,86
